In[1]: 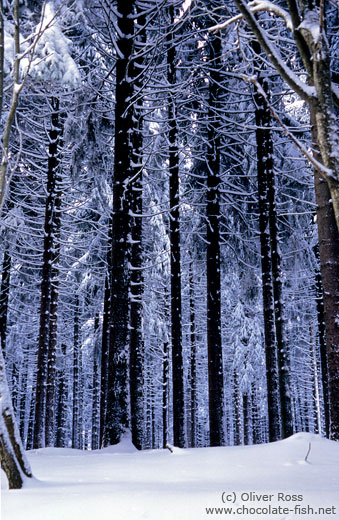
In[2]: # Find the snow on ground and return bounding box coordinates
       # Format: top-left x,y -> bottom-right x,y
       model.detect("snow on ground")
2,432 -> 339,520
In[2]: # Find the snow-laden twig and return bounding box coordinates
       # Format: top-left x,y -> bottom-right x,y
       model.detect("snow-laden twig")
209,0 -> 293,32
242,74 -> 331,178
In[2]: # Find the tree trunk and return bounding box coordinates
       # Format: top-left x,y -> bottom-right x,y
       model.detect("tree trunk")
0,348 -> 32,488
0,246 -> 11,359
254,73 -> 281,442
55,344 -> 67,448
100,271 -> 110,447
72,295 -> 80,449
243,393 -> 251,445
33,99 -> 61,449
312,111 -> 339,441
45,160 -> 62,447
314,245 -> 330,437
162,339 -> 169,449
129,10 -> 146,451
92,314 -> 100,450
189,262 -> 197,448
104,0 -> 135,447
206,34 -> 225,447
233,371 -> 241,445
167,5 -> 185,448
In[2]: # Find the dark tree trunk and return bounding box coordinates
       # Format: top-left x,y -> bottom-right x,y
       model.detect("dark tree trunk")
309,326 -> 320,434
45,166 -> 61,447
206,34 -> 225,447
251,383 -> 261,445
55,344 -> 67,448
72,296 -> 80,449
167,5 -> 185,448
129,10 -> 146,451
19,351 -> 29,444
233,371 -> 241,445
100,271 -> 110,447
33,98 -> 61,449
189,262 -> 197,448
92,353 -> 100,450
259,80 -> 294,438
162,339 -> 169,449
92,314 -> 100,450
104,0 -> 135,447
11,362 -> 19,414
26,387 -> 35,451
254,75 -> 280,443
314,245 -> 330,437
312,110 -> 339,440
243,393 -> 251,445
0,246 -> 11,359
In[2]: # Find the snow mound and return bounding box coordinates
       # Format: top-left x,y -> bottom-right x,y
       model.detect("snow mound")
3,434 -> 339,520
101,430 -> 137,454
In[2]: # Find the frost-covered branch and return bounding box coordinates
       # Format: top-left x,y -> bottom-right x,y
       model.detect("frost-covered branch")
209,0 -> 316,102
242,74 -> 332,179
209,0 -> 293,32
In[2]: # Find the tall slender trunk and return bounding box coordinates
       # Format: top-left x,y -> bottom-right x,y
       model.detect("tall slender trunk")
267,147 -> 293,437
92,314 -> 100,450
189,262 -> 197,448
55,344 -> 67,448
129,11 -> 146,450
0,246 -> 11,359
167,5 -> 185,448
312,109 -> 339,441
314,245 -> 330,437
100,271 -> 110,447
45,162 -> 62,447
104,0 -> 135,446
254,73 -> 280,442
243,393 -> 251,445
33,98 -> 61,449
206,34 -> 225,447
162,339 -> 169,449
72,295 -> 80,449
310,326 -> 321,434
233,370 -> 241,445
19,349 -> 29,444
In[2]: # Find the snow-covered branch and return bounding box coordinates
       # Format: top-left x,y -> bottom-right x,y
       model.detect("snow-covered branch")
209,0 -> 316,102
209,0 -> 293,32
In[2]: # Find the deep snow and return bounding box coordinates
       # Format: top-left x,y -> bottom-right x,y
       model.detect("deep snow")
2,433 -> 339,520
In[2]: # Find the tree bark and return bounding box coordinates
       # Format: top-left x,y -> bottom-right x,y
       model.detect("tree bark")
100,271 -> 110,447
206,33 -> 225,447
55,344 -> 67,448
0,348 -> 32,488
254,73 -> 281,442
0,246 -> 11,359
129,10 -> 146,451
72,295 -> 80,449
313,162 -> 339,440
167,5 -> 185,448
189,262 -> 197,448
313,245 -> 330,437
104,0 -> 135,446
33,99 -> 61,449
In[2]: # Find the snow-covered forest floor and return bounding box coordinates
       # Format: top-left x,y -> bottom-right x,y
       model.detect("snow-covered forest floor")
2,433 -> 339,520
